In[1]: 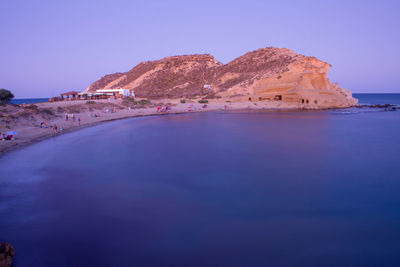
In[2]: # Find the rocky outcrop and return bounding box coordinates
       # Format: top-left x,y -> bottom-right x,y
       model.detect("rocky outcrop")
0,242 -> 14,267
86,47 -> 358,108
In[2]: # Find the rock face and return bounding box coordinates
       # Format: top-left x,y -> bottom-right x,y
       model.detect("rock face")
86,47 -> 358,108
0,242 -> 14,267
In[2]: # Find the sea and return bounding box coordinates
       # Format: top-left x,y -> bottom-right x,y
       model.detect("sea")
0,94 -> 400,266
10,98 -> 49,105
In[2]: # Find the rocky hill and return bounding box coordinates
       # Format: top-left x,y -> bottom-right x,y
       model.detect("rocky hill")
86,47 -> 358,108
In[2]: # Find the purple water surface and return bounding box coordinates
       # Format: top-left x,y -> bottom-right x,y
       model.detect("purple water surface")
1,107 -> 400,266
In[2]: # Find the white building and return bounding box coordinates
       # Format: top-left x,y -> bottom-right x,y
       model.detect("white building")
95,88 -> 135,98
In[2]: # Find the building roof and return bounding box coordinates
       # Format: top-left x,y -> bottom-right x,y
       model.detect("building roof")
61,91 -> 81,96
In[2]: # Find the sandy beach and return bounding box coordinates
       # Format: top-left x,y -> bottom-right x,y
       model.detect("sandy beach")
0,98 -> 304,155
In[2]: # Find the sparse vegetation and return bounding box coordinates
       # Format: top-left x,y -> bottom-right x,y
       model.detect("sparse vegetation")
57,106 -> 64,113
0,89 -> 14,103
198,99 -> 208,104
122,98 -> 137,106
180,99 -> 186,103
86,101 -> 96,104
138,99 -> 150,105
122,98 -> 151,108
127,99 -> 150,105
41,108 -> 54,115
24,104 -> 39,110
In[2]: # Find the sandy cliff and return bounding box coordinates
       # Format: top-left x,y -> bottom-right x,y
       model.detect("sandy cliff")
86,47 -> 358,108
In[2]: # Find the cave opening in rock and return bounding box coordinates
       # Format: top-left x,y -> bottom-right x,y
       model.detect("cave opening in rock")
315,100 -> 318,104
274,95 -> 282,101
306,100 -> 309,104
302,99 -> 305,103
249,97 -> 252,101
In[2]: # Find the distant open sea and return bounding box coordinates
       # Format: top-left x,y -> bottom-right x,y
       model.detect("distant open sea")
354,93 -> 400,105
1,93 -> 400,266
10,98 -> 49,104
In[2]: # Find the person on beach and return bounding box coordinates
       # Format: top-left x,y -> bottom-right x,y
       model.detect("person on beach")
72,114 -> 76,121
78,117 -> 81,126
65,114 -> 68,121
3,134 -> 14,140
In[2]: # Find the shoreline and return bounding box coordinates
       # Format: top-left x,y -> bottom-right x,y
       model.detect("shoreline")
0,107 -> 187,157
0,108 -> 298,157
0,98 -> 358,157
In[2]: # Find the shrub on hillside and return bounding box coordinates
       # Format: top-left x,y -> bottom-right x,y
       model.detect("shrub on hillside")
198,99 -> 208,104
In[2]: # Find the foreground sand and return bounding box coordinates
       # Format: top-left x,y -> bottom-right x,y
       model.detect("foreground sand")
0,98 -> 303,155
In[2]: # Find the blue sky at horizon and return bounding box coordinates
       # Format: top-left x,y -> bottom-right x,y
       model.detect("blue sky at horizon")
1,0 -> 400,98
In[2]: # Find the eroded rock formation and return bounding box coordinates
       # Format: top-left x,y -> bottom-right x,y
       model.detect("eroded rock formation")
0,242 -> 14,267
86,47 -> 358,108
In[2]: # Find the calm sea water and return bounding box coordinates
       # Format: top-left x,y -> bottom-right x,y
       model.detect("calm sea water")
10,98 -> 49,105
354,93 -> 400,105
1,94 -> 400,266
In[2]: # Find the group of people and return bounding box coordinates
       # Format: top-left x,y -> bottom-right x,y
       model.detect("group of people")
40,121 -> 49,128
89,113 -> 99,118
1,133 -> 14,141
65,113 -> 81,125
157,106 -> 172,113
52,124 -> 59,134
65,113 -> 76,121
105,108 -> 117,114
40,121 -> 64,134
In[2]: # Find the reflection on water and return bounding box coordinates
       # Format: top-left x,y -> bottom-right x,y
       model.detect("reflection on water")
1,110 -> 400,266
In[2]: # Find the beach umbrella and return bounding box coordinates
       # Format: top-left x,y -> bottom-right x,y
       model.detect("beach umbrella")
6,131 -> 19,135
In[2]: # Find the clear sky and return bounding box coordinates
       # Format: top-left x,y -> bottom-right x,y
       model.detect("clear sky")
1,0 -> 400,98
